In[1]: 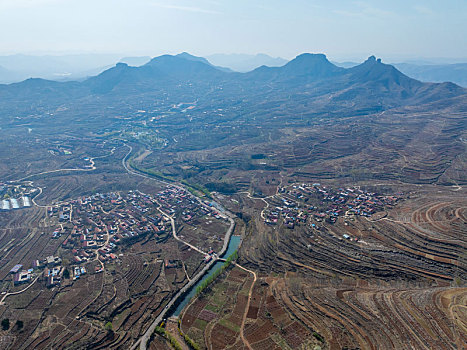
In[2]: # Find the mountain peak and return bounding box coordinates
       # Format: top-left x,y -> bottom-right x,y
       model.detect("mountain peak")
281,53 -> 343,78
175,52 -> 210,65
364,55 -> 383,65
295,53 -> 328,61
346,55 -> 424,94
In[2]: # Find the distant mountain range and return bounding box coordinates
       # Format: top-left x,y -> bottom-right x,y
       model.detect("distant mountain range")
393,63 -> 467,87
0,52 -> 464,122
0,52 -> 465,87
0,53 -> 124,83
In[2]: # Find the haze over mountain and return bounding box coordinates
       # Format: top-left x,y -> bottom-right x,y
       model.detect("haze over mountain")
118,56 -> 151,67
0,52 -> 465,128
1,52 -> 466,89
81,53 -> 467,109
175,52 -> 232,72
0,52 -> 290,83
334,60 -> 467,87
394,63 -> 467,87
206,53 -> 288,72
0,54 -> 124,83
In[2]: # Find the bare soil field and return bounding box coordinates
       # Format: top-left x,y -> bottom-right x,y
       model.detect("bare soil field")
180,266 -> 322,349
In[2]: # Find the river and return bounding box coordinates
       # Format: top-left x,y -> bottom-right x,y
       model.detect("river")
172,235 -> 241,316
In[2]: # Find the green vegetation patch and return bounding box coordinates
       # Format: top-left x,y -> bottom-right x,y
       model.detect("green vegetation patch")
204,303 -> 221,313
205,182 -> 237,194
219,318 -> 240,333
193,319 -> 208,331
152,326 -> 183,350
196,251 -> 238,296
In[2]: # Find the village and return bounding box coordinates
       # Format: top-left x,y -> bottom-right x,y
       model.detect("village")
5,186 -> 229,291
262,183 -> 402,236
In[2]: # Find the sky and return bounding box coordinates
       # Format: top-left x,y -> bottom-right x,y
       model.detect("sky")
0,0 -> 466,62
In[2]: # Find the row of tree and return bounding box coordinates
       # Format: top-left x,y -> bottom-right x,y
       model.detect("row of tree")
195,250 -> 238,296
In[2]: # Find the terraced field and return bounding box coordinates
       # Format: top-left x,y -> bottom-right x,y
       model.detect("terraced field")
139,98 -> 467,198
275,280 -> 466,349
214,184 -> 467,349
180,266 -> 321,350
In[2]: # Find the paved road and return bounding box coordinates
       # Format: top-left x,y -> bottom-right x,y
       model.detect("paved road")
0,276 -> 40,305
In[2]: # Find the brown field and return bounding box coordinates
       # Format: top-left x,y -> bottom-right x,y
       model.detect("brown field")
180,266 -> 321,349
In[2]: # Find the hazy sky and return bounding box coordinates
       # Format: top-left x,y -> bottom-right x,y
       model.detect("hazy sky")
0,0 -> 466,61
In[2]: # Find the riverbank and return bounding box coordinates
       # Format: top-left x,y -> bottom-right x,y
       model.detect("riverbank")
172,236 -> 241,317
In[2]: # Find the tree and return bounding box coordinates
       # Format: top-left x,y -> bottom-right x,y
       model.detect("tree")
63,268 -> 70,279
15,320 -> 23,330
104,321 -> 113,332
1,318 -> 10,330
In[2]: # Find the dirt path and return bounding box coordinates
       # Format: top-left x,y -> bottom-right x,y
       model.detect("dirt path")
0,275 -> 40,305
182,262 -> 191,282
239,191 -> 273,219
235,263 -> 257,350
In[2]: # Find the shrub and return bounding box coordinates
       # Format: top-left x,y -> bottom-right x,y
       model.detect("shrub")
104,321 -> 113,331
312,331 -> 324,343
1,318 -> 10,330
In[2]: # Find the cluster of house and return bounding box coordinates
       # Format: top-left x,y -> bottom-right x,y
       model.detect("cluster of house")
8,186 -> 224,291
264,183 -> 401,228
73,266 -> 87,280
10,264 -> 33,285
10,255 -> 62,287
155,187 -> 222,222
51,191 -> 171,271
